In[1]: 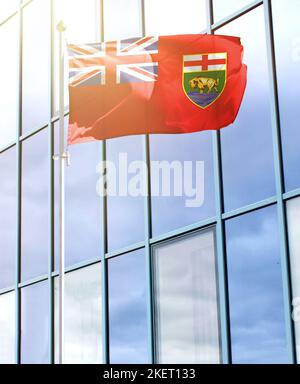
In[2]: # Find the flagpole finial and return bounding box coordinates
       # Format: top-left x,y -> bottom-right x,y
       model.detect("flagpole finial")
57,20 -> 67,33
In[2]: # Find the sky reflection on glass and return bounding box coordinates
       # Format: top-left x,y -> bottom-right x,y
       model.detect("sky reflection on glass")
213,0 -> 252,22
226,206 -> 289,364
22,0 -> 50,135
0,0 -> 18,23
218,7 -> 276,212
272,0 -> 300,192
54,263 -> 102,364
0,148 -> 16,290
54,121 -> 102,268
145,0 -> 207,35
109,249 -> 148,363
153,230 -> 221,363
104,0 -> 141,40
106,136 -> 145,251
21,281 -> 49,364
0,16 -> 18,149
150,132 -> 215,237
65,141 -> 102,266
0,291 -> 15,364
286,197 -> 300,362
21,129 -> 49,282
0,0 -> 299,366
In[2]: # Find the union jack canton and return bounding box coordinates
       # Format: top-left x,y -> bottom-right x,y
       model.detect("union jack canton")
68,36 -> 159,88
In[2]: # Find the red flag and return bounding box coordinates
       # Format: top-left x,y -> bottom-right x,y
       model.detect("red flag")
68,34 -> 247,144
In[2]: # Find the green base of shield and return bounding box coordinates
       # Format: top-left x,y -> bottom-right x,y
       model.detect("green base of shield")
183,70 -> 226,108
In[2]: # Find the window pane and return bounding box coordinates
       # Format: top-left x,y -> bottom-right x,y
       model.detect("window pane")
150,132 -> 215,237
106,136 -> 145,251
0,148 -> 16,289
65,141 -> 102,266
272,0 -> 300,192
22,0 -> 50,134
54,0 -> 99,112
54,263 -> 102,364
225,206 -> 289,363
153,229 -> 221,363
0,16 -> 18,149
54,122 -> 102,268
22,129 -> 49,282
0,0 -> 17,23
108,249 -> 148,363
21,281 -> 49,364
104,0 -> 141,40
219,7 -> 276,212
286,197 -> 300,362
0,291 -> 15,364
55,0 -> 99,43
145,0 -> 207,35
213,0 -> 252,22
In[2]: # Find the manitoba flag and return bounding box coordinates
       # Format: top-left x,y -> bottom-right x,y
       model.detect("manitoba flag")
68,34 -> 247,144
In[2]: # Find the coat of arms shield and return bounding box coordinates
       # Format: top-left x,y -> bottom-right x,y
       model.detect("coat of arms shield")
183,52 -> 227,109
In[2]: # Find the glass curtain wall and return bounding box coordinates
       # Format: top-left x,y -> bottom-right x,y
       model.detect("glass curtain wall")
0,0 -> 299,364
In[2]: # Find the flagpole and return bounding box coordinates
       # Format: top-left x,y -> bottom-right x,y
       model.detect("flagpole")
56,20 -> 67,365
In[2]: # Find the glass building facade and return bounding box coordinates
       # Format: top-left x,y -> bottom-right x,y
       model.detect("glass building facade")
0,0 -> 299,364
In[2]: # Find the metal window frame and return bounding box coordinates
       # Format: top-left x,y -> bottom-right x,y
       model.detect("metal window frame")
262,0 -> 296,363
0,0 -> 298,365
15,0 -> 22,364
206,0 -> 231,364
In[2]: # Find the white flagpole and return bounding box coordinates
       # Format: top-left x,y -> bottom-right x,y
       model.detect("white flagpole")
56,20 -> 67,365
